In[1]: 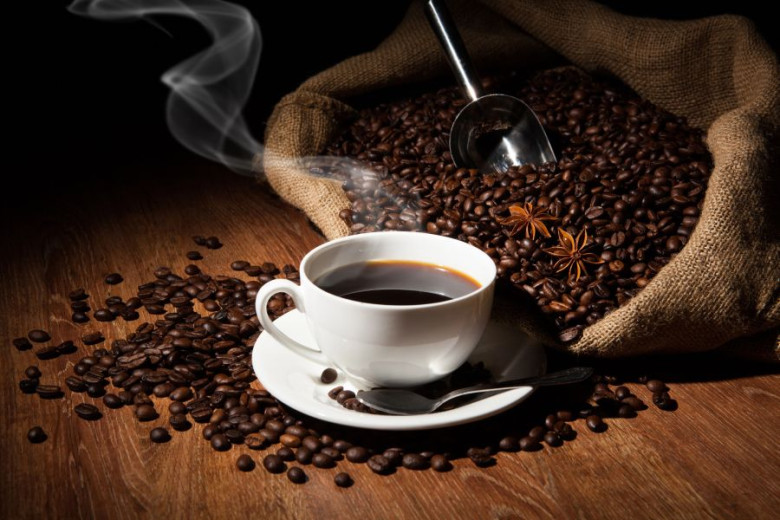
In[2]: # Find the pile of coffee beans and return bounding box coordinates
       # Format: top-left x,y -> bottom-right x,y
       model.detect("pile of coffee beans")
13,236 -> 676,485
326,68 -> 712,342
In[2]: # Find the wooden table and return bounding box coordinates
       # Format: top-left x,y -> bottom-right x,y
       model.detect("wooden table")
1,160 -> 778,520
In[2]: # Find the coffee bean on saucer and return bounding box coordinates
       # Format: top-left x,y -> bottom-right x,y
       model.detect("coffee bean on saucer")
13,337 -> 33,351
150,428 -> 171,443
430,454 -> 452,472
27,426 -> 47,443
237,454 -> 255,472
263,454 -> 285,474
327,386 -> 343,400
287,467 -> 306,484
74,403 -> 101,421
334,472 -> 353,487
104,273 -> 123,285
320,368 -> 338,384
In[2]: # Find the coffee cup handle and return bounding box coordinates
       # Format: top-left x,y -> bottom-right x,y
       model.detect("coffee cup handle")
255,279 -> 327,364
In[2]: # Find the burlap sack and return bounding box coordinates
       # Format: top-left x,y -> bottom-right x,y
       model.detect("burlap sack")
261,0 -> 779,361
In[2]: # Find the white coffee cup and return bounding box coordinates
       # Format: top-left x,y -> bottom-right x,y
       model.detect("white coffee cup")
255,231 -> 496,387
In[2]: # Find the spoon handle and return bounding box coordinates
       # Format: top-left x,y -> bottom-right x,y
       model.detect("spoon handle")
424,0 -> 483,102
441,367 -> 594,404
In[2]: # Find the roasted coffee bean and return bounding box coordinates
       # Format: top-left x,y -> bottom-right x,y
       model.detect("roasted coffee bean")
336,390 -> 355,404
646,379 -> 667,393
86,384 -> 106,398
295,446 -> 313,464
81,332 -> 105,345
519,436 -> 541,451
205,236 -> 222,249
345,446 -> 369,463
334,472 -> 353,487
169,386 -> 193,402
168,401 -> 186,415
186,251 -> 203,260
263,454 -> 285,473
544,431 -> 563,447
190,408 -> 213,423
28,330 -> 50,343
383,449 -> 403,467
35,346 -> 60,360
27,426 -> 47,443
135,404 -> 158,422
94,309 -> 114,322
236,454 -> 255,472
19,379 -> 38,394
653,391 -> 676,410
225,429 -> 244,444
327,386 -> 343,400
102,394 -> 124,409
280,433 -> 301,448
105,273 -> 123,285
430,454 -> 452,472
170,413 -> 191,431
499,436 -> 520,452
202,424 -> 218,441
402,453 -> 428,470
230,260 -> 249,271
312,453 -> 335,468
287,467 -> 306,484
36,384 -> 63,399
622,396 -> 646,411
276,447 -> 295,461
321,446 -> 342,460
586,414 -> 606,432
245,435 -> 265,450
211,433 -> 231,451
320,368 -> 338,384
74,403 -> 101,420
184,264 -> 200,275
192,235 -> 207,246
25,366 -> 42,379
467,447 -> 493,467
367,454 -> 392,474
56,340 -> 77,354
528,426 -> 546,442
150,428 -> 171,443
13,337 -> 32,351
69,288 -> 88,300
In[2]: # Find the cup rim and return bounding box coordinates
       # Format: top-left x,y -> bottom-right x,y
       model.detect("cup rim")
299,231 -> 496,310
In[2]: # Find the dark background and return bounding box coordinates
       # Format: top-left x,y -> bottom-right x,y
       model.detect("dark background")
6,1 -> 776,205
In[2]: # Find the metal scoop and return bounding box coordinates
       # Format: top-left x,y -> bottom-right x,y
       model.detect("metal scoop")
356,367 -> 592,415
424,0 -> 556,172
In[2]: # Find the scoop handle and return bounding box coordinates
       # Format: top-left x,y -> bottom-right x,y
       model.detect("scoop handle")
424,0 -> 483,102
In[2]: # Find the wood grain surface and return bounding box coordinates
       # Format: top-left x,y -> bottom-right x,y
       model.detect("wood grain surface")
1,161 -> 778,520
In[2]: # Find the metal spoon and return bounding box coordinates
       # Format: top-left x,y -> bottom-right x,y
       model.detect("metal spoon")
356,367 -> 592,415
424,0 -> 557,173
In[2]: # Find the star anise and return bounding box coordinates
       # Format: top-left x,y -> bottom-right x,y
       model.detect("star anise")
545,228 -> 603,282
500,202 -> 555,239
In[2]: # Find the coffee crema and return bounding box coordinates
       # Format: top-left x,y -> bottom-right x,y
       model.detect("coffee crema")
314,260 -> 480,305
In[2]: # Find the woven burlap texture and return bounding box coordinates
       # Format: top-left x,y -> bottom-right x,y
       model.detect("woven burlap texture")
262,0 -> 779,360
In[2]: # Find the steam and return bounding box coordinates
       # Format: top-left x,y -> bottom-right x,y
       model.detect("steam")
69,0 -> 262,174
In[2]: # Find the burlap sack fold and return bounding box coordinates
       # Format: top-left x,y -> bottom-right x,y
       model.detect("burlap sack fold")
262,0 -> 779,360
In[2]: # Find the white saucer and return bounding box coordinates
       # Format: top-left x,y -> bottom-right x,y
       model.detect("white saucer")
252,309 -> 546,431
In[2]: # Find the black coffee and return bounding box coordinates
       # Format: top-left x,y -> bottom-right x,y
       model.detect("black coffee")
314,260 -> 480,305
